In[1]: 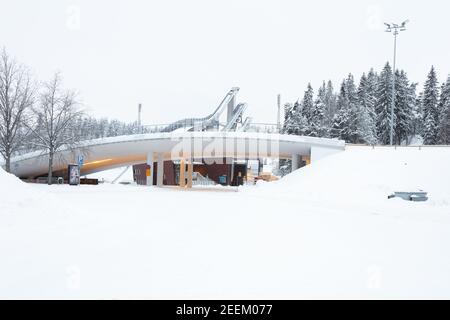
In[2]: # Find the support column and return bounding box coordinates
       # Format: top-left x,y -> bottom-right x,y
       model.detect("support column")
230,161 -> 235,185
179,159 -> 186,187
146,152 -> 154,186
187,159 -> 193,188
291,154 -> 300,172
271,155 -> 280,176
156,153 -> 164,187
227,91 -> 236,123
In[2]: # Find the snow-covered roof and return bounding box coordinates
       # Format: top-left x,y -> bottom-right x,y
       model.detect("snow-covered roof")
9,132 -> 345,178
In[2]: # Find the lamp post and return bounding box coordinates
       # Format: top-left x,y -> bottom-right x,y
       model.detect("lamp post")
384,20 -> 408,145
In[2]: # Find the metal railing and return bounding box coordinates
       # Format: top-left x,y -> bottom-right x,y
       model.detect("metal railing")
244,123 -> 280,133
140,122 -> 281,134
346,144 -> 450,149
192,172 -> 216,186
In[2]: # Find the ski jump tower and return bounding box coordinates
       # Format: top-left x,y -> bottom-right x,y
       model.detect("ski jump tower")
160,87 -> 249,133
227,87 -> 237,125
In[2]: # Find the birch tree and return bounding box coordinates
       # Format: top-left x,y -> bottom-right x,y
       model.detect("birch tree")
30,73 -> 83,184
0,49 -> 34,172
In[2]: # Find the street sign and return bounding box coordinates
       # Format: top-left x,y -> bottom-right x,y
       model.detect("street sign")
77,154 -> 84,167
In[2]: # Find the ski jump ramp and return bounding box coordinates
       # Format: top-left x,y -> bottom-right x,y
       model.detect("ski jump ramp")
9,132 -> 345,179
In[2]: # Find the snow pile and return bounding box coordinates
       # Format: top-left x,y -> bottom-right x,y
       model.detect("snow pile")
0,167 -> 66,217
0,168 -> 43,211
256,146 -> 450,210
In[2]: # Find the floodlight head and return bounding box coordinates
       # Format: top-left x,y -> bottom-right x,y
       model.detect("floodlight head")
401,19 -> 410,27
384,23 -> 392,32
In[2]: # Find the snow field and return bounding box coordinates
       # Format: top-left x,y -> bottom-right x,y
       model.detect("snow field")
1,146 -> 449,299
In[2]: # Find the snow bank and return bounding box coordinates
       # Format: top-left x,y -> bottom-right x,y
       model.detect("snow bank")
0,168 -> 43,211
255,146 -> 450,210
0,167 -> 66,217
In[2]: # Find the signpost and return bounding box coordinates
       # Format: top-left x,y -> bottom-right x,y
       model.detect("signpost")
77,154 -> 84,168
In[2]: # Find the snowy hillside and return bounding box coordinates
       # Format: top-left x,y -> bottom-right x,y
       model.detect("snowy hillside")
1,146 -> 450,299
254,145 -> 450,211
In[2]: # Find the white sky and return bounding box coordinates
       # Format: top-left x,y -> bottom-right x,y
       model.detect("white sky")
1,0 -> 449,124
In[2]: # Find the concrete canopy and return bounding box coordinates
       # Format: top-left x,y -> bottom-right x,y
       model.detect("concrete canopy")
9,132 -> 345,178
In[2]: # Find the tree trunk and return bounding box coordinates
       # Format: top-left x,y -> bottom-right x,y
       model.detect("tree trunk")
5,156 -> 11,173
48,152 -> 53,185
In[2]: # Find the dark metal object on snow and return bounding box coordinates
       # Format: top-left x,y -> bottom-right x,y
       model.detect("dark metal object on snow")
388,191 -> 428,202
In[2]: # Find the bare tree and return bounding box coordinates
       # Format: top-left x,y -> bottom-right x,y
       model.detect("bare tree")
0,49 -> 34,172
30,73 -> 83,184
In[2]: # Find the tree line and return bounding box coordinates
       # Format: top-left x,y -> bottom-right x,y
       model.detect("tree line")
283,63 -> 450,146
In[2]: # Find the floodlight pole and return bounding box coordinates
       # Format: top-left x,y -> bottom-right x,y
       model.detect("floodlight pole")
385,21 -> 408,146
390,30 -> 398,146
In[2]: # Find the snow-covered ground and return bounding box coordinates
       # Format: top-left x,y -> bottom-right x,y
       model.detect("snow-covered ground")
1,146 -> 450,299
87,166 -> 134,184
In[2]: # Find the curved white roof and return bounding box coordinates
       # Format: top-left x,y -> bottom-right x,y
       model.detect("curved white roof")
9,132 -> 345,178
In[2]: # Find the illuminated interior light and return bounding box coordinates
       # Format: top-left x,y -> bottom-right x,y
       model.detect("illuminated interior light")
83,159 -> 113,166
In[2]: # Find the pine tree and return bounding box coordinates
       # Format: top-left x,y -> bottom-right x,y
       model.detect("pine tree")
366,69 -> 379,143
323,80 -> 336,137
394,70 -> 415,145
357,73 -> 377,144
310,82 -> 327,137
331,81 -> 348,139
410,91 -> 424,142
346,74 -> 361,143
438,75 -> 450,144
283,100 -> 307,135
375,63 -> 394,145
282,102 -> 293,133
422,66 -> 440,145
332,75 -> 358,142
301,84 -> 315,136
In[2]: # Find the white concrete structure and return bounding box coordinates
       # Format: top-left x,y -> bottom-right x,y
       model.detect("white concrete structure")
8,132 -> 345,184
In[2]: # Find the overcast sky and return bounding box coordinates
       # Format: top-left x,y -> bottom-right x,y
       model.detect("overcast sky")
1,0 -> 449,124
